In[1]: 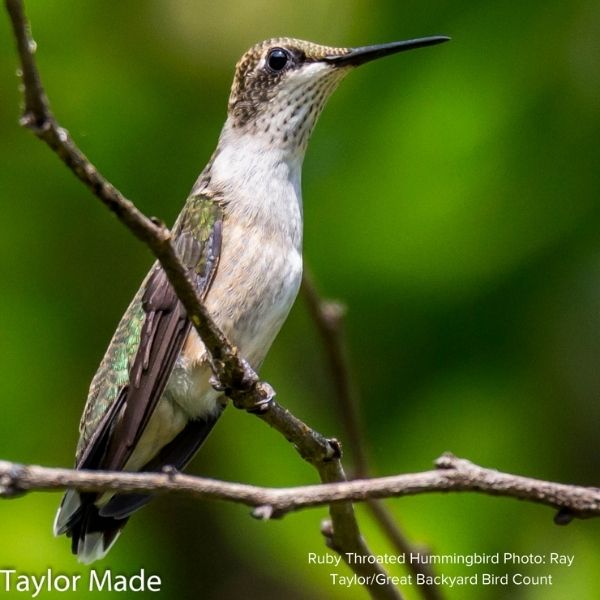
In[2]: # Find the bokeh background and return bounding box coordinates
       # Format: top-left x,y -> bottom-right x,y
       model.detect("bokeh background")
1,1 -> 599,598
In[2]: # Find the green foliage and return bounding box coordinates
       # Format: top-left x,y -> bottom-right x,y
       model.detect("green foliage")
0,1 -> 598,598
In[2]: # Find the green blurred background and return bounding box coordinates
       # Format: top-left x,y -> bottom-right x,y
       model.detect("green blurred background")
1,1 -> 599,598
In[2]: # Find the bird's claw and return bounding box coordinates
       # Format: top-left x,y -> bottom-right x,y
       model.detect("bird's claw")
209,374 -> 227,392
245,382 -> 275,413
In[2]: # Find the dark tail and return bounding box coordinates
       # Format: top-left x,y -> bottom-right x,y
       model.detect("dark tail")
53,491 -> 128,564
54,411 -> 222,563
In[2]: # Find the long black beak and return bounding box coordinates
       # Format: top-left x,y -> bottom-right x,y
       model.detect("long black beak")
324,36 -> 450,67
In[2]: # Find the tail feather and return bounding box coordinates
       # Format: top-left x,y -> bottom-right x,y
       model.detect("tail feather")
54,491 -> 128,564
54,410 -> 223,562
53,489 -> 81,536
69,503 -> 128,564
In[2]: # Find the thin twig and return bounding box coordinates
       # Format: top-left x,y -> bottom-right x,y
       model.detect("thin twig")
302,272 -> 405,594
1,454 -> 598,519
4,2 -> 401,598
302,269 -> 369,477
301,271 -> 446,599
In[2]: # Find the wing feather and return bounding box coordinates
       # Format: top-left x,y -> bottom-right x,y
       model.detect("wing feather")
75,194 -> 223,472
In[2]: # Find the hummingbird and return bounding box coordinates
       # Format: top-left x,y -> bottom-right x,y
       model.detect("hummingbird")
53,34 -> 449,563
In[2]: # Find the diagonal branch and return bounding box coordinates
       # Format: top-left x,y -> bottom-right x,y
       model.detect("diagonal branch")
5,1 -> 400,598
5,0 -> 265,411
2,454 -> 598,519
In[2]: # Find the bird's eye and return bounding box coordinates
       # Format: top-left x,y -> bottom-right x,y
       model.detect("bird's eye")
266,48 -> 290,72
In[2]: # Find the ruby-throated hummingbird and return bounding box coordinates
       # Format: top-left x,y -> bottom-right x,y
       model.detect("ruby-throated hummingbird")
54,35 -> 449,563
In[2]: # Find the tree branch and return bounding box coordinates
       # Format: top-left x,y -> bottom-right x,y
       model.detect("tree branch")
302,272 -> 445,600
1,454 -> 598,519
5,1 -> 400,597
5,0 -> 266,412
301,270 -> 369,477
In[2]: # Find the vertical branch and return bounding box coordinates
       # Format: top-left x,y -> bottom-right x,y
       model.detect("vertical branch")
302,268 -> 370,477
302,270 -> 445,600
6,0 -> 47,123
320,461 -> 404,600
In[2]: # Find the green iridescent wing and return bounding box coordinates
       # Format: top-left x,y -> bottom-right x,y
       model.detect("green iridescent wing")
75,193 -> 223,471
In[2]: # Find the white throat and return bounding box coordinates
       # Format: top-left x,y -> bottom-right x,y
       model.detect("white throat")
208,119 -> 305,250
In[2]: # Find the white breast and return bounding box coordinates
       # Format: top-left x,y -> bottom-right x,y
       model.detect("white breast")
167,122 -> 305,420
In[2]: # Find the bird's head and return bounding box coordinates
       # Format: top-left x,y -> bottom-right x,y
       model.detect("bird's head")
226,36 -> 449,152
